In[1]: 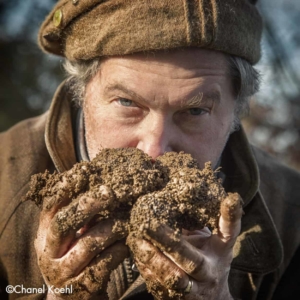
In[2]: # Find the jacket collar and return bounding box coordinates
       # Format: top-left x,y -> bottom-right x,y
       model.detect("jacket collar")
45,81 -> 77,172
220,128 -> 283,274
45,83 -> 283,280
221,127 -> 260,207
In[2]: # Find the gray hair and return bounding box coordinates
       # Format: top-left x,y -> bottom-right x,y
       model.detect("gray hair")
64,59 -> 101,107
64,54 -> 260,131
228,55 -> 261,131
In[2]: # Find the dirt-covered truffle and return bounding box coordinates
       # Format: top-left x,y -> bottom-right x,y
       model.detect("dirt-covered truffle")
129,158 -> 226,236
25,147 -> 165,213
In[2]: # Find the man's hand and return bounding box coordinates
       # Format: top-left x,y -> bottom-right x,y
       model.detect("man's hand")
127,193 -> 243,300
34,170 -> 129,300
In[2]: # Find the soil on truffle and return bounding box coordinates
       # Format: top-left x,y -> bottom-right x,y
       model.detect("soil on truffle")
25,148 -> 236,299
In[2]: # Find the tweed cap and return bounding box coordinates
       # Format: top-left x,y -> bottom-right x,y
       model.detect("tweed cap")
39,0 -> 262,65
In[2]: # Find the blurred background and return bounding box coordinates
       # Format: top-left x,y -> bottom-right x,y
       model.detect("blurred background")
0,0 -> 299,170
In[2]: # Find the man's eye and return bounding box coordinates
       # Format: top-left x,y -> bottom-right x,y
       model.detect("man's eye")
118,98 -> 134,107
188,108 -> 206,115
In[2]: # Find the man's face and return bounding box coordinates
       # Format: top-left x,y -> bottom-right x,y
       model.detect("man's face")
84,48 -> 235,168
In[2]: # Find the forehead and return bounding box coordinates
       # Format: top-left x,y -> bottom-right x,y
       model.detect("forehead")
100,48 -> 229,77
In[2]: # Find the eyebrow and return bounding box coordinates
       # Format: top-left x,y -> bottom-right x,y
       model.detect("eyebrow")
104,83 -> 147,103
182,90 -> 221,108
105,82 -> 221,107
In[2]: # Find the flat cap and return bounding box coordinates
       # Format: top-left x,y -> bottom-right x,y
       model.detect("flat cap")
39,0 -> 262,65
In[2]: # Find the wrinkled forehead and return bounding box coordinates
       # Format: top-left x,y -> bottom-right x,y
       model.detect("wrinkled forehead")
100,48 -> 229,75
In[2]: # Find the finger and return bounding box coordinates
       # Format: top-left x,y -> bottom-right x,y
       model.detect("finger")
35,175 -> 73,230
182,235 -> 210,249
60,219 -> 128,276
46,187 -> 115,257
182,227 -> 211,249
128,234 -> 188,291
42,163 -> 92,216
217,193 -> 243,248
182,227 -> 211,236
73,241 -> 129,297
129,226 -> 212,282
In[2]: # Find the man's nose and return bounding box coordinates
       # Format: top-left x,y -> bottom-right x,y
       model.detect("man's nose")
136,115 -> 174,159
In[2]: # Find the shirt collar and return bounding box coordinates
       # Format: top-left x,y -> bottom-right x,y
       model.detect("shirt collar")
74,107 -> 90,162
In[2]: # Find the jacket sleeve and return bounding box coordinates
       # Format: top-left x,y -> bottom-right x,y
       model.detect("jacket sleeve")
0,115 -> 52,299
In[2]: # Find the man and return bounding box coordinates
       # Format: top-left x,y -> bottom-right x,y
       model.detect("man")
0,0 -> 300,299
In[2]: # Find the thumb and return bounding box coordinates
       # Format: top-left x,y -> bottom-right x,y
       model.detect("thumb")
218,193 -> 243,248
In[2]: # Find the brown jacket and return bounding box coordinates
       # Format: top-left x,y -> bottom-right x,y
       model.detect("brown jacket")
1,83 -> 300,300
